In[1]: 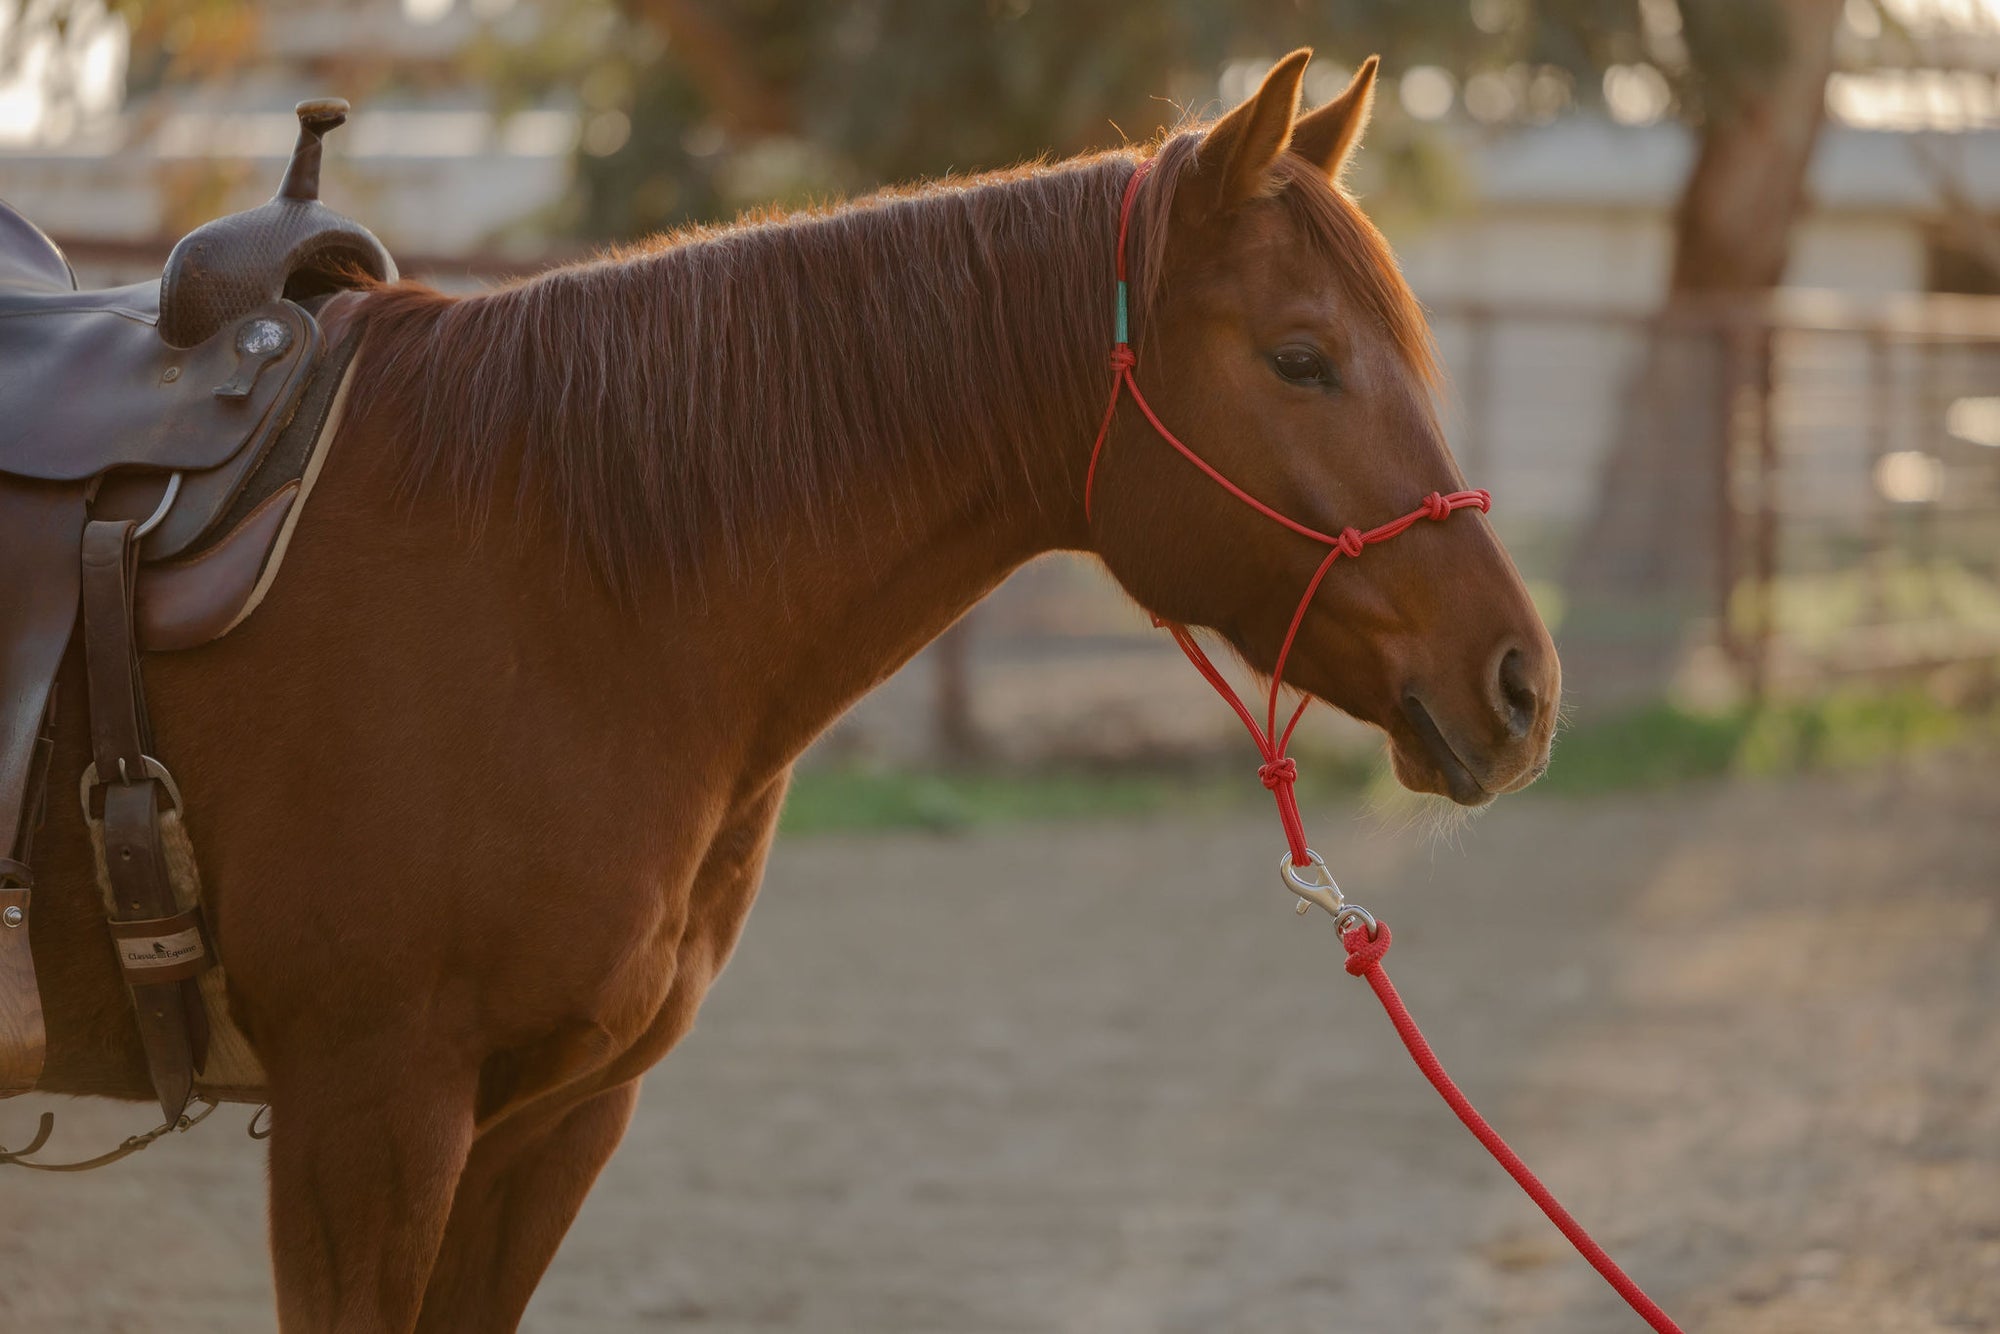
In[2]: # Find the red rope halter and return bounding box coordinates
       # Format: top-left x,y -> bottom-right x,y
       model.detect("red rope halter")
1090,159 -> 1684,1334
1085,159 -> 1490,867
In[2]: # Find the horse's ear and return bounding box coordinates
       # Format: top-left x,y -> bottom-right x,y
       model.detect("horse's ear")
1187,49 -> 1311,218
1289,55 -> 1379,181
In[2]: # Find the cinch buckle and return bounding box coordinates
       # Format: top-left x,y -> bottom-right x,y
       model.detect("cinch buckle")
78,755 -> 184,821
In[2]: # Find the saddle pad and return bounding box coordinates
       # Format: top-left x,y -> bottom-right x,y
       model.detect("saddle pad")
133,334 -> 361,651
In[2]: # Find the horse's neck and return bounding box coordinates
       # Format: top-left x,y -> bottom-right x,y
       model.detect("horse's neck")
683,468 -> 1053,780
639,222 -> 1105,776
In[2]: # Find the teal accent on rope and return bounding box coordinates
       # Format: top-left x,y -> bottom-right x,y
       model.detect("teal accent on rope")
1115,280 -> 1128,345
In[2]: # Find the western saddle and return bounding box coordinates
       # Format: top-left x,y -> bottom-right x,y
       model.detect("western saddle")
0,100 -> 392,1123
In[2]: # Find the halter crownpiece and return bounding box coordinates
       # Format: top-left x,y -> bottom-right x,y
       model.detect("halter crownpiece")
1084,157 -> 1490,868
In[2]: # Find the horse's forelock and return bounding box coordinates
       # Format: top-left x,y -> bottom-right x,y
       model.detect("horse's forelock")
1124,133 -> 1439,392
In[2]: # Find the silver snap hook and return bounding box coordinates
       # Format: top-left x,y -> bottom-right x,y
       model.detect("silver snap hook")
1280,848 -> 1344,918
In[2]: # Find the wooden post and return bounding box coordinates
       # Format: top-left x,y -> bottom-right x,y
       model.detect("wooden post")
1916,323 -> 1941,616
934,614 -> 981,765
1748,320 -> 1778,702
1460,306 -> 1496,483
1865,328 -> 1894,626
1713,316 -> 1746,674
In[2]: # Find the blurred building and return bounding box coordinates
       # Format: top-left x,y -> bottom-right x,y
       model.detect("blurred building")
0,0 -> 578,261
1407,116 -> 2000,533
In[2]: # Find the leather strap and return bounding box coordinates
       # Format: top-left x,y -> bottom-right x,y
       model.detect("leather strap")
100,780 -> 207,1119
1,1096 -> 217,1172
0,885 -> 42,1093
81,521 -> 150,783
0,482 -> 86,874
4,683 -> 60,890
0,480 -> 83,1094
80,519 -> 208,1122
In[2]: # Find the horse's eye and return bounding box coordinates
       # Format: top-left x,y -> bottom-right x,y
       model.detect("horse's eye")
1271,346 -> 1330,386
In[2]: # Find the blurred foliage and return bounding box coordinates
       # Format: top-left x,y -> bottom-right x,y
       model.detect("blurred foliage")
1535,686 -> 1990,792
3,0 -> 1805,236
1731,557 -> 2000,652
115,0 -> 262,91
467,0 -> 1803,238
781,744 -> 1377,835
0,0 -> 256,93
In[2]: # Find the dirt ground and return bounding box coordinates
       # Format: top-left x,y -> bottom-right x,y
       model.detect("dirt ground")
3,753 -> 1996,1333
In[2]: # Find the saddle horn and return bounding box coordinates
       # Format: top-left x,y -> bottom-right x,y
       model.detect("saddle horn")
278,98 -> 349,203
157,98 -> 397,349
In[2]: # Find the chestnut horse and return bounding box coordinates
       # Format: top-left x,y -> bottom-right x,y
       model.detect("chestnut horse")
25,51 -> 1556,1330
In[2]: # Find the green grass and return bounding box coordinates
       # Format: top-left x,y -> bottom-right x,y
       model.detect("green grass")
779,766 -> 1240,835
781,686 -> 1995,835
1525,702 -> 1750,795
1536,688 -> 1986,795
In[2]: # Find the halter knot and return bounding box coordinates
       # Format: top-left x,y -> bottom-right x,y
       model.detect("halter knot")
1341,921 -> 1392,976
1421,491 -> 1451,521
1334,527 -> 1366,560
1109,346 -> 1136,372
1257,757 -> 1297,791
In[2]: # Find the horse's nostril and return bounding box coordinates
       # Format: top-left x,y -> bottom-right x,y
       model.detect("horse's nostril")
1496,646 -> 1538,740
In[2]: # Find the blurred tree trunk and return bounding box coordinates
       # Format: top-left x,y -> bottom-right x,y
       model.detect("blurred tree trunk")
934,614 -> 983,766
1562,0 -> 1844,705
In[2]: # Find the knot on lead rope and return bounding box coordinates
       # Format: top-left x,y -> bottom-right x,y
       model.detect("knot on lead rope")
1341,921 -> 1392,976
1334,527 -> 1366,560
1421,491 -> 1451,521
1257,757 -> 1297,791
1109,346 -> 1136,372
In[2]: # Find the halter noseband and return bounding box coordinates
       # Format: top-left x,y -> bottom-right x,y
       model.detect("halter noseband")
1085,158 -> 1492,866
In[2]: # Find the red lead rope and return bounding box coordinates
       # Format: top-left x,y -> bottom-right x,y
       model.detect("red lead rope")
1341,925 -> 1685,1333
1090,159 -> 1685,1334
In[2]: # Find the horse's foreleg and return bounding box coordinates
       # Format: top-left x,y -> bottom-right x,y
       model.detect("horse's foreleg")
265,1033 -> 479,1333
412,1079 -> 640,1332
410,775 -> 787,1329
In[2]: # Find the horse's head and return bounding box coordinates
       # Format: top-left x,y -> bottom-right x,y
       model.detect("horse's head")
1090,51 -> 1559,806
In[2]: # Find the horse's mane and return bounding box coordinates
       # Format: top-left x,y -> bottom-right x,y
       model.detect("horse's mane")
347,135 -> 1436,594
